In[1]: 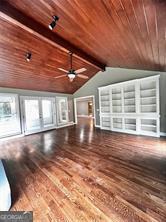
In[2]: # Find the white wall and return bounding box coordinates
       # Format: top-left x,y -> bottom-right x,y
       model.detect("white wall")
76,99 -> 93,116
74,67 -> 166,133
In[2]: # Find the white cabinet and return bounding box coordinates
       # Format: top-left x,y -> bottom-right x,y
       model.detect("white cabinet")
124,84 -> 136,113
99,87 -> 110,114
100,116 -> 111,130
99,75 -> 160,137
112,87 -> 122,113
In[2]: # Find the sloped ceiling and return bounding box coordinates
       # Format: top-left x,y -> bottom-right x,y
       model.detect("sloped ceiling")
0,0 -> 165,93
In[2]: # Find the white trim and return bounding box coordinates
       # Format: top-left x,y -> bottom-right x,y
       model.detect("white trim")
74,95 -> 96,126
0,134 -> 24,142
160,132 -> 166,137
56,122 -> 75,129
95,125 -> 100,128
98,74 -> 160,90
20,96 -> 56,135
77,115 -> 94,118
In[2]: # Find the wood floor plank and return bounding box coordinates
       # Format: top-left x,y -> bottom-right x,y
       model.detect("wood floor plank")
1,118 -> 166,221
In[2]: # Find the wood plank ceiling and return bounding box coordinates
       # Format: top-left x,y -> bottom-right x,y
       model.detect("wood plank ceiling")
0,17 -> 99,93
0,0 -> 166,93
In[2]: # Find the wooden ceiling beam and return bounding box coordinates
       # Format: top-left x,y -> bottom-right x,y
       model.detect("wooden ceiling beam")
0,0 -> 105,71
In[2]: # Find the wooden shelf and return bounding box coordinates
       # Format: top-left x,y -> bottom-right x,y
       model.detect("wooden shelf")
141,96 -> 156,100
125,123 -> 136,127
140,88 -> 156,92
124,105 -> 135,107
141,104 -> 156,107
124,98 -> 135,101
141,124 -> 156,128
124,90 -> 135,93
112,99 -> 121,101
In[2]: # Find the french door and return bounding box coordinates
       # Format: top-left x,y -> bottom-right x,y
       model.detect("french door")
21,97 -> 56,135
56,97 -> 69,125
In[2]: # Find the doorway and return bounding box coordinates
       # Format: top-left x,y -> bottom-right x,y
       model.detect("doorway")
74,96 -> 96,126
21,96 -> 56,135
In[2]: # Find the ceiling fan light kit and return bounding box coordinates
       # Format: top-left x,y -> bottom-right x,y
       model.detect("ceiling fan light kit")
56,52 -> 88,82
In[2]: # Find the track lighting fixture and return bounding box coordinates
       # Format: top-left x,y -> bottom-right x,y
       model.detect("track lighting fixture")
26,52 -> 32,62
48,15 -> 59,30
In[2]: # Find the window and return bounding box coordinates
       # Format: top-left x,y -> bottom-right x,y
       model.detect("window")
0,94 -> 21,138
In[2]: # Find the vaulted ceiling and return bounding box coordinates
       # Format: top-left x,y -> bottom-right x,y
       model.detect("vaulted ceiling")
0,0 -> 165,93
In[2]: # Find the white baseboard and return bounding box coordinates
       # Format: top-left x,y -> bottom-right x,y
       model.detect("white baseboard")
0,134 -> 24,142
160,132 -> 166,137
77,115 -> 94,118
94,128 -> 166,137
56,122 -> 75,129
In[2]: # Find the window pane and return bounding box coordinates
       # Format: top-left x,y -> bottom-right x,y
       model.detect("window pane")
42,100 -> 54,126
0,95 -> 20,137
25,100 -> 40,130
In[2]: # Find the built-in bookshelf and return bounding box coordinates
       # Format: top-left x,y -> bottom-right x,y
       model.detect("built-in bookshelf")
100,88 -> 110,114
124,118 -> 137,132
101,116 -> 111,130
140,80 -> 157,113
140,118 -> 158,135
112,87 -> 122,113
124,84 -> 136,113
112,117 -> 123,130
99,75 -> 160,137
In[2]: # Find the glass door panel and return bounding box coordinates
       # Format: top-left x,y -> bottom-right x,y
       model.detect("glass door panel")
22,97 -> 56,135
42,99 -> 55,128
0,94 -> 21,138
57,97 -> 68,125
24,99 -> 41,134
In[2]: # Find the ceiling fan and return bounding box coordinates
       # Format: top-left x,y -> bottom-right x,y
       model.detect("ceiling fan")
55,52 -> 89,82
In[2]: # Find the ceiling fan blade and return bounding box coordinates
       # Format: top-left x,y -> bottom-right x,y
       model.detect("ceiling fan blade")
77,74 -> 89,79
58,68 -> 68,73
54,74 -> 66,79
75,68 -> 87,74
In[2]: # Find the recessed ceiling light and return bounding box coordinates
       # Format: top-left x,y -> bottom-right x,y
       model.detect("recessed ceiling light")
49,15 -> 59,30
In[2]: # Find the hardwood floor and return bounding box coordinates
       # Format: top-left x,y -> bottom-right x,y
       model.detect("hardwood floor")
1,118 -> 166,222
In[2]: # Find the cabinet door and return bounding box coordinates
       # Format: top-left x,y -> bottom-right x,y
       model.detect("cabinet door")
56,97 -> 69,125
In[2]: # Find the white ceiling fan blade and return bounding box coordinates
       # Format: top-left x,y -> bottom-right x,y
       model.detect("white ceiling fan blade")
54,74 -> 66,79
75,68 -> 87,74
77,74 -> 89,79
58,68 -> 68,73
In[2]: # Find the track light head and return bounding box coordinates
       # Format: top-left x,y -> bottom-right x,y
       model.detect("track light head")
26,52 -> 32,62
49,15 -> 59,30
